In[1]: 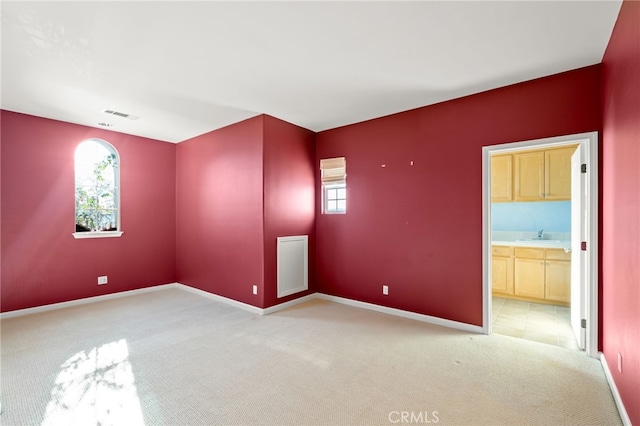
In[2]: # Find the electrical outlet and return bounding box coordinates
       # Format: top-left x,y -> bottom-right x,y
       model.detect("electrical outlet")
97,276 -> 108,285
382,285 -> 389,295
252,285 -> 258,295
618,353 -> 622,373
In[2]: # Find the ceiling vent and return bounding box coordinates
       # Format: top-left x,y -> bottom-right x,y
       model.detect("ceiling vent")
103,109 -> 140,120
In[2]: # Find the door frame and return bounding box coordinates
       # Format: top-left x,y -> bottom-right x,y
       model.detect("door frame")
482,131 -> 599,358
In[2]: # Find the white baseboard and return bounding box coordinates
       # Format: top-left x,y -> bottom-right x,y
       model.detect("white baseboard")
0,283 -> 179,320
600,352 -> 632,426
174,284 -> 318,316
1,284 -> 482,336
316,293 -> 484,334
0,282 -> 314,319
176,287 -> 483,334
173,283 -> 265,315
262,293 -> 318,315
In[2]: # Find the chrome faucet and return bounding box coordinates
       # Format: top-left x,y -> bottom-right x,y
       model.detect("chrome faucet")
537,228 -> 544,240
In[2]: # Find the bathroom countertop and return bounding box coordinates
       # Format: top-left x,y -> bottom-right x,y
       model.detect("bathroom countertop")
492,240 -> 572,249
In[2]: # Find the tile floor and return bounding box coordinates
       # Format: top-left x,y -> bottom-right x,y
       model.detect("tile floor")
492,296 -> 580,350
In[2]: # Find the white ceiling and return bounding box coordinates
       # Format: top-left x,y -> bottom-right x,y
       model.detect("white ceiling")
1,1 -> 622,143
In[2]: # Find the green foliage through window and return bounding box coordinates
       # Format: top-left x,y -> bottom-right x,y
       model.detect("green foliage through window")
75,139 -> 119,232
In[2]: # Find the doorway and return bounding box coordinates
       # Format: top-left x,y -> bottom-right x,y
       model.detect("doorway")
482,132 -> 599,358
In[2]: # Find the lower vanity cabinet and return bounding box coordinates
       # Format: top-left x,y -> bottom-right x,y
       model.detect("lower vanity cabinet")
493,245 -> 571,306
544,249 -> 572,304
491,246 -> 513,295
514,248 -> 546,300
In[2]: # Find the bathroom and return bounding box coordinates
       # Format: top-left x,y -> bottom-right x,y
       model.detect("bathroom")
490,145 -> 581,350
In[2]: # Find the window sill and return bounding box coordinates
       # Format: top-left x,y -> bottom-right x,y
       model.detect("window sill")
73,231 -> 124,239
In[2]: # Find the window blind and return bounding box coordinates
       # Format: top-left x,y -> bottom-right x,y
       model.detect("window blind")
320,157 -> 346,185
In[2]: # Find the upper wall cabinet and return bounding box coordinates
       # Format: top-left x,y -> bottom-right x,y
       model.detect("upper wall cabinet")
514,150 -> 545,201
544,147 -> 576,200
491,154 -> 513,202
514,146 -> 576,201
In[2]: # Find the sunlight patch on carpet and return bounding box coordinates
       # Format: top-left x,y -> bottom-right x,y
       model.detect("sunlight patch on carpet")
42,339 -> 144,426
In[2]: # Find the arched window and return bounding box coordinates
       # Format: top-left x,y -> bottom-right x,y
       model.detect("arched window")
73,139 -> 122,238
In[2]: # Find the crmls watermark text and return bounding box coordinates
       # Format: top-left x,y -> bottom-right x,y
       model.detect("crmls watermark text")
388,411 -> 439,424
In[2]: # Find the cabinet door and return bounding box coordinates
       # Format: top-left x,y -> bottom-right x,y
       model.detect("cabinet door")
514,151 -> 545,201
545,147 -> 575,200
491,154 -> 512,202
545,260 -> 571,303
514,258 -> 545,299
492,255 -> 513,295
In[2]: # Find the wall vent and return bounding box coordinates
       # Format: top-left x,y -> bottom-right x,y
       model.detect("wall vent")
103,109 -> 140,120
276,235 -> 308,298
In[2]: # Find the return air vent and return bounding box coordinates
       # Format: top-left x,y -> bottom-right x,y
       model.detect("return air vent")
103,109 -> 140,120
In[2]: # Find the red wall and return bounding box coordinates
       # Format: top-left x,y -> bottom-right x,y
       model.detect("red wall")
262,115 -> 317,307
175,115 -> 317,308
601,1 -> 640,423
175,116 -> 265,306
1,111 -> 177,312
316,66 -> 601,326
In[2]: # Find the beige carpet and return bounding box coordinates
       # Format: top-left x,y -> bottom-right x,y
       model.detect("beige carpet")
1,287 -> 621,425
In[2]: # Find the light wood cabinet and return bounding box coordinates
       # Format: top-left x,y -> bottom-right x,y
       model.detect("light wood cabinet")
491,154 -> 513,202
544,249 -> 571,304
493,245 -> 571,306
544,148 -> 574,200
491,246 -> 513,295
514,151 -> 545,201
513,146 -> 576,201
514,248 -> 546,299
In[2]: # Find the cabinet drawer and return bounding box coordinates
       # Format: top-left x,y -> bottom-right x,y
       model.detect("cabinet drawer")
492,246 -> 512,257
514,247 -> 545,259
546,249 -> 571,261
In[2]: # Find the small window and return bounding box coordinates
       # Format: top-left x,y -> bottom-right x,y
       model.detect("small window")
73,139 -> 122,238
324,184 -> 346,213
320,157 -> 346,214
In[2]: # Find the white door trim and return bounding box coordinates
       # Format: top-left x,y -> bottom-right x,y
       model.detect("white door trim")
571,145 -> 587,349
482,131 -> 599,358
